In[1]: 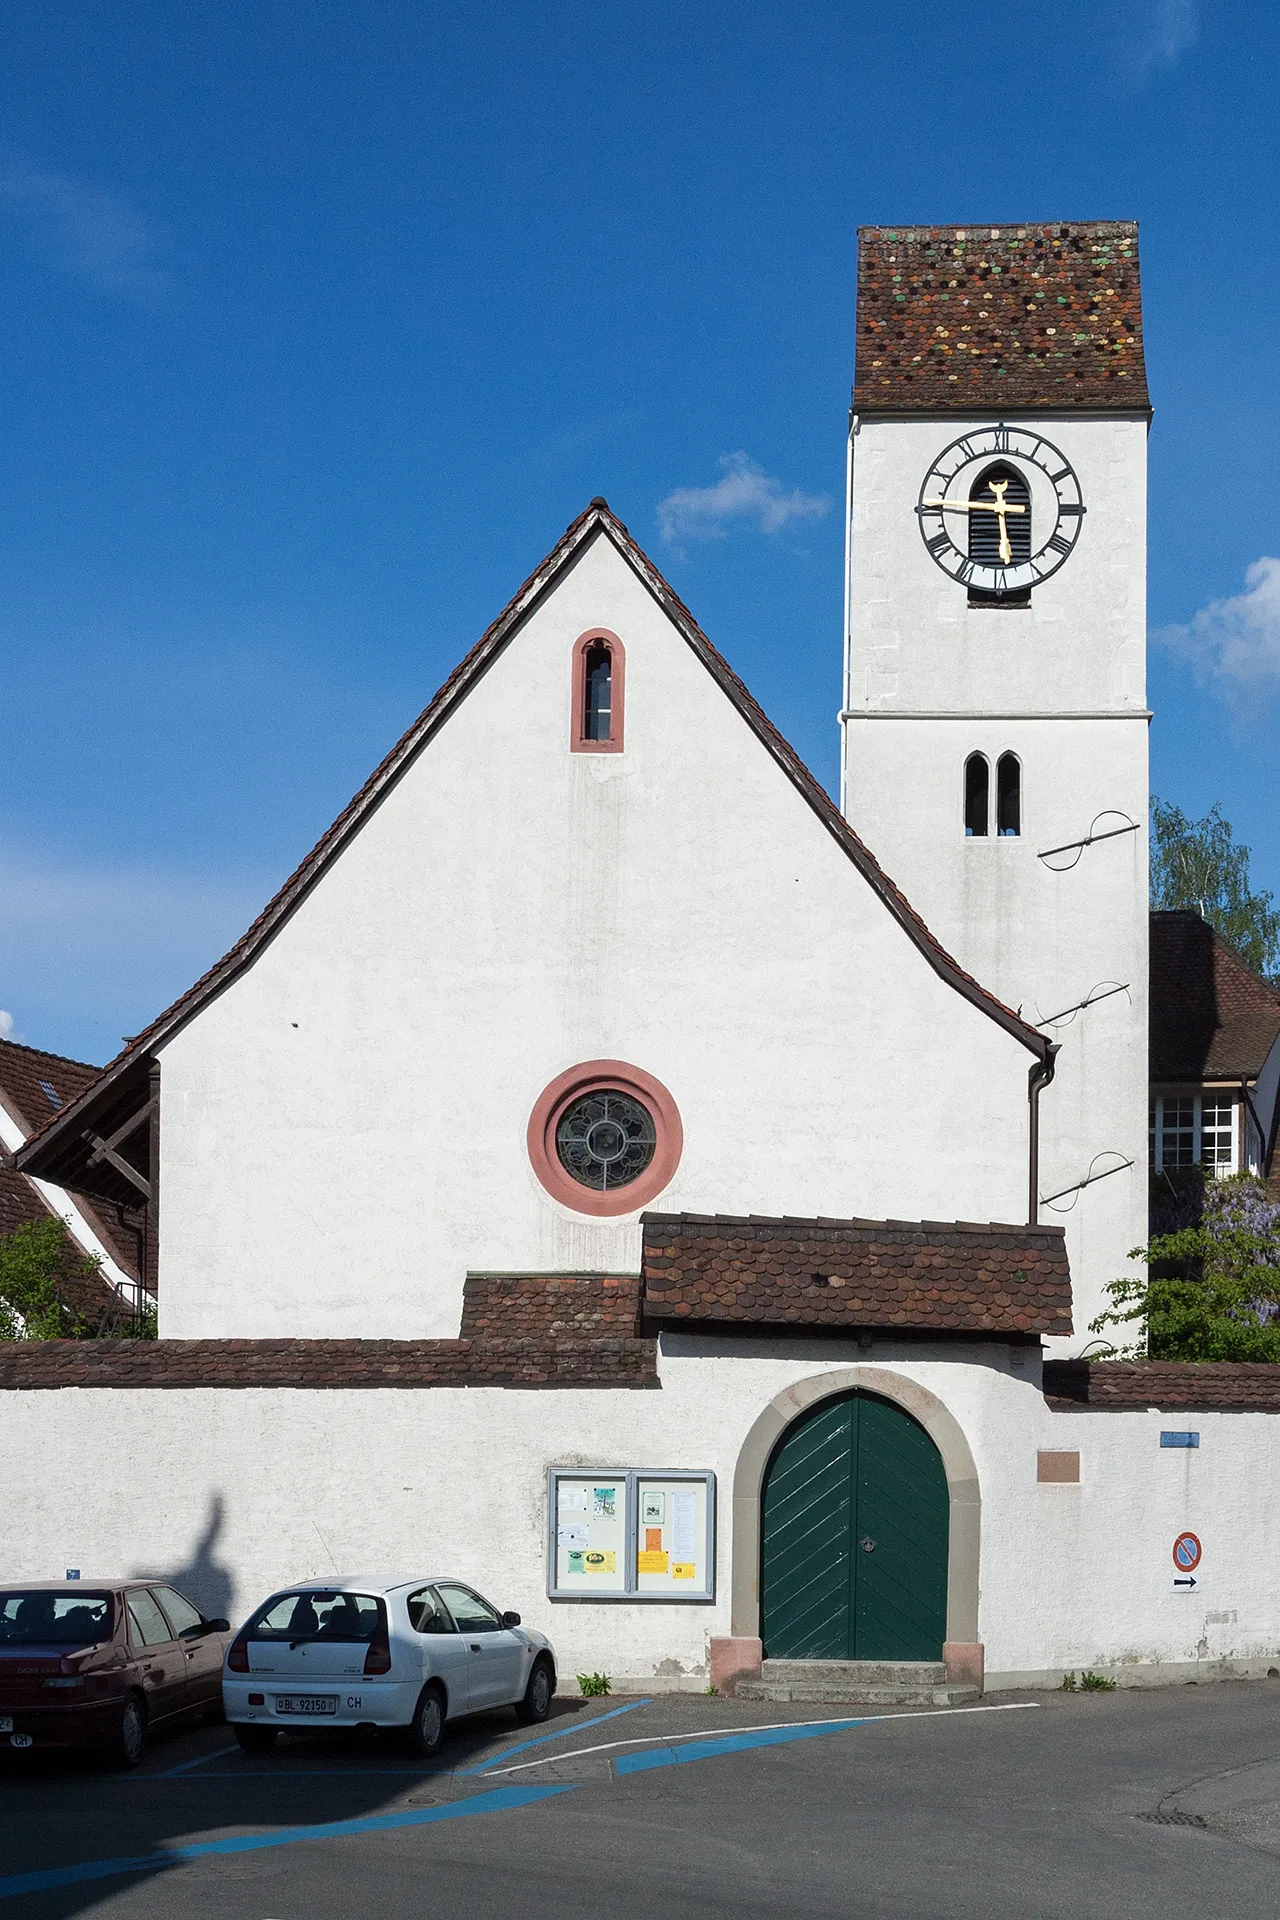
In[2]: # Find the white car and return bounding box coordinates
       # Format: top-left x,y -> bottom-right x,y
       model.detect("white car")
222,1578 -> 556,1756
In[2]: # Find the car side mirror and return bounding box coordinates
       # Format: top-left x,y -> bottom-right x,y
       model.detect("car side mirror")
501,1611 -> 521,1628
205,1618 -> 231,1634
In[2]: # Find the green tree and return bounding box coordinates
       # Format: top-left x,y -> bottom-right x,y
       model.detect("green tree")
1092,1174 -> 1280,1361
1150,796 -> 1280,977
0,1216 -> 106,1340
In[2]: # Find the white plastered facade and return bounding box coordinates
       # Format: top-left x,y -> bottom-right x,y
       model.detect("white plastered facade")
4,1347 -> 1278,1690
157,530 -> 1032,1340
842,412 -> 1151,1343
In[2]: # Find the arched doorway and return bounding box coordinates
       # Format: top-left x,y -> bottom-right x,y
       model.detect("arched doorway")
760,1389 -> 949,1661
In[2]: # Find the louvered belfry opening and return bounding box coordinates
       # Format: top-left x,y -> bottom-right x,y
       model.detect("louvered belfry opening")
968,462 -> 1032,568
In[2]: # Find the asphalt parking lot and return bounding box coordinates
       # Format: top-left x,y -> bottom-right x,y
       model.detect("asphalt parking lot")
4,1682 -> 1280,1917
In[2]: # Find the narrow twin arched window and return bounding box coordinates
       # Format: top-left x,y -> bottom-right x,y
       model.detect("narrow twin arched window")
571,629 -> 626,753
964,753 -> 989,837
964,752 -> 1020,837
996,752 -> 1021,836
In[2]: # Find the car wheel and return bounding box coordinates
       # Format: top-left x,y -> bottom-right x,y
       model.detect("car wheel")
233,1723 -> 279,1753
405,1684 -> 446,1757
107,1694 -> 147,1770
515,1658 -> 554,1725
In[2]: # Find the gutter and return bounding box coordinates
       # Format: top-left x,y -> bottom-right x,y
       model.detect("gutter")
1027,1045 -> 1060,1225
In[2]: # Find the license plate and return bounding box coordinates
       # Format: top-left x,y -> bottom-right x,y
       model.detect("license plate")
0,1717 -> 11,1732
10,1734 -> 33,1748
274,1695 -> 337,1716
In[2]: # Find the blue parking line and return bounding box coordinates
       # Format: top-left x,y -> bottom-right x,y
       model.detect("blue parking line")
615,1719 -> 870,1774
456,1696 -> 652,1774
0,1784 -> 573,1901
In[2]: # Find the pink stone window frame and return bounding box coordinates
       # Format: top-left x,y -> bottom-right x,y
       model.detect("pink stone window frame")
570,629 -> 626,754
527,1060 -> 682,1217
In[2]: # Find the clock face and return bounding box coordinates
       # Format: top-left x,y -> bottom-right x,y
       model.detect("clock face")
915,425 -> 1086,597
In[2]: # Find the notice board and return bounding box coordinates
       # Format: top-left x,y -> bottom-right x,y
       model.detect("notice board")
547,1469 -> 715,1601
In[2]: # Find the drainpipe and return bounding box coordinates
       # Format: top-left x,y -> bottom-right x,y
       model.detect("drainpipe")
1241,1077 -> 1267,1175
1027,1045 -> 1060,1225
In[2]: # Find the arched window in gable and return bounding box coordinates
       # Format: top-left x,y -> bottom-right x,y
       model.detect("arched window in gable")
570,629 -> 626,753
996,753 -> 1021,836
964,753 -> 989,837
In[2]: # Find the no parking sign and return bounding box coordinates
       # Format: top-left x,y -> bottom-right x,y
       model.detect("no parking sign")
1171,1531 -> 1201,1592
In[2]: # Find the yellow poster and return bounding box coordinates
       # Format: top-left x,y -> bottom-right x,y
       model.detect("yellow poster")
672,1562 -> 696,1580
637,1550 -> 669,1573
583,1551 -> 616,1573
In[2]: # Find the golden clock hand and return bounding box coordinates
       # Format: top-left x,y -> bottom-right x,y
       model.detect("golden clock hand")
988,479 -> 1013,564
924,497 -> 1027,513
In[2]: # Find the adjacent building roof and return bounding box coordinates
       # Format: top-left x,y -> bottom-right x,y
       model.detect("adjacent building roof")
0,1038 -> 140,1282
1045,1360 -> 1280,1412
854,222 -> 1149,415
1149,911 -> 1280,1082
0,1036 -> 101,1135
17,501 -> 1050,1201
641,1213 -> 1072,1336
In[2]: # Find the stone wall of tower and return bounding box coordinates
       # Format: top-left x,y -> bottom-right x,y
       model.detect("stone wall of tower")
842,409 -> 1150,1346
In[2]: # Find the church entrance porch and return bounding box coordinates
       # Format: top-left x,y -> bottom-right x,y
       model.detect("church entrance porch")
759,1389 -> 949,1663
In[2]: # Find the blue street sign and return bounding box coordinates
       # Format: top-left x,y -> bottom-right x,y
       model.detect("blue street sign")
1160,1432 -> 1199,1448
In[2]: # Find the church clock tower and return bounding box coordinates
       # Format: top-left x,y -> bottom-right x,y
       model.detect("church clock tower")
842,222 -> 1151,1346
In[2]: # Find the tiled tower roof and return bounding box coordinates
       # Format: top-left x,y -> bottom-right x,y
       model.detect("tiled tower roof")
854,221 -> 1149,414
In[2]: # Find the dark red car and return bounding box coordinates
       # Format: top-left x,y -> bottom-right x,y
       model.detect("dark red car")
0,1580 -> 232,1767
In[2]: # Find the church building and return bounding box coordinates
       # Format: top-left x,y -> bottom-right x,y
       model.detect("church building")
8,222 -> 1280,1696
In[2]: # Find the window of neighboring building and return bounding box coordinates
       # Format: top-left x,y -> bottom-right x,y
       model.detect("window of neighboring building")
996,753 -> 1021,836
571,629 -> 626,752
964,753 -> 989,837
1149,1094 -> 1236,1173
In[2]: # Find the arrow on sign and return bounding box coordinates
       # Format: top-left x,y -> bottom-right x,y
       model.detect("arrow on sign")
1173,1576 -> 1198,1590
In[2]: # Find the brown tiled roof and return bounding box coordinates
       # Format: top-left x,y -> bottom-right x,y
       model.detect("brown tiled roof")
641,1213 -> 1071,1336
0,1038 -> 141,1282
0,1273 -> 658,1389
0,1037 -> 101,1135
0,1337 -> 657,1390
1044,1360 -> 1280,1411
1150,911 -> 1280,1082
855,222 -> 1149,415
17,502 -> 1049,1195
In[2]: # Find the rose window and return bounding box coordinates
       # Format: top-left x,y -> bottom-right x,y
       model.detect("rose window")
555,1090 -> 656,1191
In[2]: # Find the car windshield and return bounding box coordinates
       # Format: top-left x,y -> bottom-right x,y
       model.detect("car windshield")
246,1591 -> 386,1643
0,1592 -> 114,1645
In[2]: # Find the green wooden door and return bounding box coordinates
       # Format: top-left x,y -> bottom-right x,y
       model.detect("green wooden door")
760,1391 -> 949,1661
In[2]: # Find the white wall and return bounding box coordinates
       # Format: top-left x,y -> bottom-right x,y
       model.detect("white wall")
157,531 -> 1033,1338
842,414 -> 1150,1342
3,1350 -> 1275,1689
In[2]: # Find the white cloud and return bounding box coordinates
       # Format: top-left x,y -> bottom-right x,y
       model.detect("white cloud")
1157,557 -> 1280,700
0,160 -> 166,299
657,453 -> 830,544
0,1010 -> 14,1040
1136,0 -> 1198,70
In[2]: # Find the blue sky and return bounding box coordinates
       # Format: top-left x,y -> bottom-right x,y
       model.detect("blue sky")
1,0 -> 1277,1063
